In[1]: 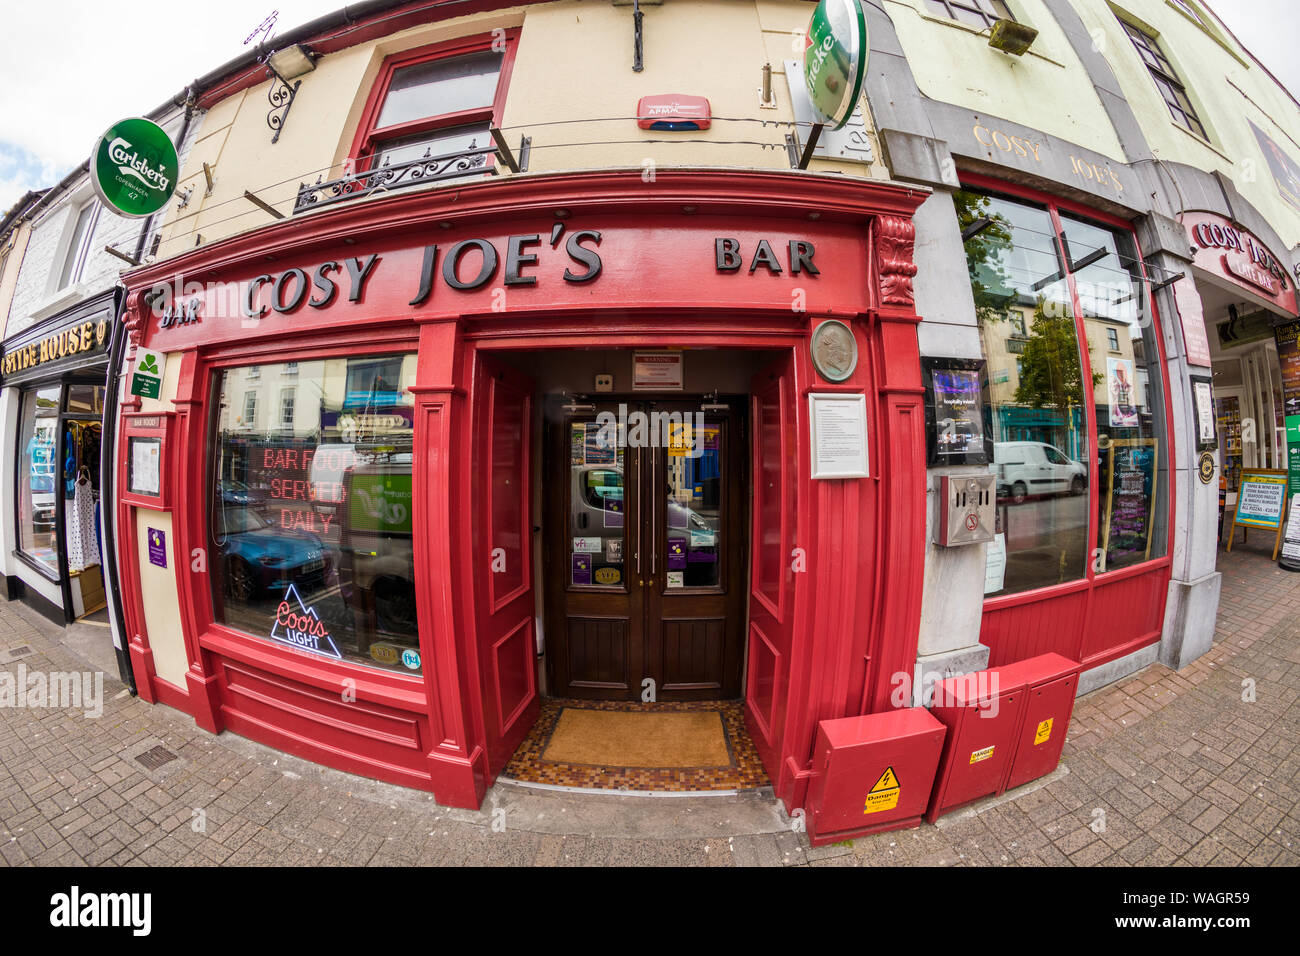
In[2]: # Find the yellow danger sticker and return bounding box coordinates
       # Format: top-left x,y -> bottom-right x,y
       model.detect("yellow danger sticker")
969,745 -> 995,764
864,766 -> 901,814
1034,718 -> 1053,745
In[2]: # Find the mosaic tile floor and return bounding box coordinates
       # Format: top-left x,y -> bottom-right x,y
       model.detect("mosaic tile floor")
501,698 -> 771,792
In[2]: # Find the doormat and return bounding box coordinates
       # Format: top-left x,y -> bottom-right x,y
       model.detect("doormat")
502,698 -> 769,792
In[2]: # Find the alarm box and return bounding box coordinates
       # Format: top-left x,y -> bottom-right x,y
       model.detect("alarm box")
636,94 -> 711,131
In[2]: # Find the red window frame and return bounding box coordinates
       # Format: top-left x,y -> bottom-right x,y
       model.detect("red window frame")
348,29 -> 520,174
959,171 -> 1178,613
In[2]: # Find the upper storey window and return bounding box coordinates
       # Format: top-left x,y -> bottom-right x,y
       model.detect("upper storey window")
1119,18 -> 1208,140
922,0 -> 1014,30
354,34 -> 515,173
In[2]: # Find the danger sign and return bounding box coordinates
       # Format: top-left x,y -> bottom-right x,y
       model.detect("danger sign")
1034,718 -> 1053,745
863,766 -> 900,814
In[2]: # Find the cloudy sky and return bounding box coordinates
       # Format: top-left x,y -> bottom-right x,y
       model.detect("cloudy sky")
0,1 -> 1297,213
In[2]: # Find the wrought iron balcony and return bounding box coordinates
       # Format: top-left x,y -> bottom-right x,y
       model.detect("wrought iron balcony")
295,143 -> 497,215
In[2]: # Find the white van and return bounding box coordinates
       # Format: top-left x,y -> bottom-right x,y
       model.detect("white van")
994,441 -> 1087,503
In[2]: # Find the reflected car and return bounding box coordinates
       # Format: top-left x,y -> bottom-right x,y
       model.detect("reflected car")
994,441 -> 1087,504
219,479 -> 268,508
216,506 -> 330,602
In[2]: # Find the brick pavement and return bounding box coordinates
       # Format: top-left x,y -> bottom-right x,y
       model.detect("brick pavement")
0,542 -> 1296,867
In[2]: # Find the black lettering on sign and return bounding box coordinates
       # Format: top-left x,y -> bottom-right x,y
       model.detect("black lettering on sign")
444,239 -> 499,290
715,238 -> 742,272
272,268 -> 309,314
563,231 -> 603,283
749,239 -> 781,274
505,234 -> 542,286
311,262 -> 340,308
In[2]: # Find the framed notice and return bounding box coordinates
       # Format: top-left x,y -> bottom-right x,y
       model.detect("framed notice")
921,357 -> 990,466
128,437 -> 162,497
1190,375 -> 1217,450
632,352 -> 683,391
809,392 -> 869,479
1227,469 -> 1289,560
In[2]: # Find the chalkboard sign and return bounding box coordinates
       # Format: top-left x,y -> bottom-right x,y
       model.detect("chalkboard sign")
1101,438 -> 1158,568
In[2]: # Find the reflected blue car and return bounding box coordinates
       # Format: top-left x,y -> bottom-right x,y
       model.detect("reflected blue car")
216,507 -> 330,602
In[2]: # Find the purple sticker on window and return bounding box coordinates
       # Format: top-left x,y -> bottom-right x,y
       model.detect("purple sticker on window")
147,528 -> 166,568
571,553 -> 592,585
668,537 -> 687,570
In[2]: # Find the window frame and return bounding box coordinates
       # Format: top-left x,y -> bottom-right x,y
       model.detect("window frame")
56,200 -> 100,292
959,172 -> 1177,611
1118,17 -> 1209,141
921,0 -> 1015,30
349,30 -> 520,176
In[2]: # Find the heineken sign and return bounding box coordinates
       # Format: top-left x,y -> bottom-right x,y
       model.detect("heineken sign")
90,118 -> 179,218
803,0 -> 869,130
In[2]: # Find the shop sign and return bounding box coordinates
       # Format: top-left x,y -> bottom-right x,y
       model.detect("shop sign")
803,0 -> 869,130
1274,321 -> 1300,495
270,583 -> 342,659
1182,212 -> 1296,314
1,318 -> 109,377
90,117 -> 179,219
130,349 -> 167,399
147,528 -> 167,568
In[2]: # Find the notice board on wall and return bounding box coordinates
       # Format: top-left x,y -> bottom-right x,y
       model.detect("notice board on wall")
1100,438 -> 1158,568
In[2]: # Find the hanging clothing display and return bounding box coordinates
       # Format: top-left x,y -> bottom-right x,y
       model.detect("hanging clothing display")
67,471 -> 101,573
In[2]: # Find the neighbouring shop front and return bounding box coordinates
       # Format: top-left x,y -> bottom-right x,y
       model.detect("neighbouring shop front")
2,291 -> 114,626
114,169 -> 930,810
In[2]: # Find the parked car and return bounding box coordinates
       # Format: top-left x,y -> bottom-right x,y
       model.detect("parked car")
216,506 -> 330,602
994,441 -> 1087,504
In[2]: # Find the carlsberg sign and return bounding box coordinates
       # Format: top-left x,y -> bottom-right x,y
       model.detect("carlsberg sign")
91,117 -> 179,218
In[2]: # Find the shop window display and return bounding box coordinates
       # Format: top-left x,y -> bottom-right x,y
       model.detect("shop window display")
17,387 -> 62,574
957,189 -> 1169,594
209,354 -> 421,674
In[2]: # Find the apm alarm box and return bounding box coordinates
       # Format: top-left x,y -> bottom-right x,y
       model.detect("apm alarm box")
807,708 -> 946,847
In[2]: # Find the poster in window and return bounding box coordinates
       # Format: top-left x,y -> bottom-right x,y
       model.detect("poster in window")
1101,438 -> 1158,567
1107,357 -> 1139,427
1251,121 -> 1300,216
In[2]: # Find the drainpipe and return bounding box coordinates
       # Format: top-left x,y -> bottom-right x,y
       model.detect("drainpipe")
99,88 -> 197,693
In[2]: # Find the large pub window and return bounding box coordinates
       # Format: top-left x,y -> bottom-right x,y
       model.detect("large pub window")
922,0 -> 1014,30
352,33 -> 516,173
1118,17 -> 1208,140
209,355 -> 421,675
956,186 -> 1169,597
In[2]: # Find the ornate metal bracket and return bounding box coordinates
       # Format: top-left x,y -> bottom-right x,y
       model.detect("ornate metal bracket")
264,60 -> 301,144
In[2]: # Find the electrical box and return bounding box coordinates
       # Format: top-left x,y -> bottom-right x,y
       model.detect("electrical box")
992,653 -> 1079,791
807,708 -> 946,847
933,474 -> 995,546
924,668 -> 1024,823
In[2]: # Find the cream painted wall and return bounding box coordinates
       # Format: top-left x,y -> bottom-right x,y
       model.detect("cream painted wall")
1075,0 -> 1300,247
885,0 -> 1127,162
149,1 -> 889,257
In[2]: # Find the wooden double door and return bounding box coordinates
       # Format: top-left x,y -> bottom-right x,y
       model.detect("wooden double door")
544,397 -> 746,700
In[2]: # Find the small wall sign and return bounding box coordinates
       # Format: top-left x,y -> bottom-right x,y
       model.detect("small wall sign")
811,320 -> 857,382
130,349 -> 167,399
147,528 -> 167,568
636,94 -> 711,131
633,352 -> 683,391
1198,451 -> 1216,485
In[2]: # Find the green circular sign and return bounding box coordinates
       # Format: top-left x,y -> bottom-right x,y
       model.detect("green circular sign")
803,0 -> 869,131
90,117 -> 179,218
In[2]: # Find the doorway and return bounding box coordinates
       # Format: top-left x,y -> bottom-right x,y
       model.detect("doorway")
543,396 -> 747,701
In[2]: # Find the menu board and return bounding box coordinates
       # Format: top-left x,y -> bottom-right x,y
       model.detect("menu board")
1226,469 -> 1290,560
1101,438 -> 1158,567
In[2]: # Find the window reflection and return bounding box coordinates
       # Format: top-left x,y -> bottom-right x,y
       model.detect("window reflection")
958,190 -> 1091,594
210,355 -> 421,674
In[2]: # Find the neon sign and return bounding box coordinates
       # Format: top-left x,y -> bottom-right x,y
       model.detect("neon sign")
270,583 -> 342,659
